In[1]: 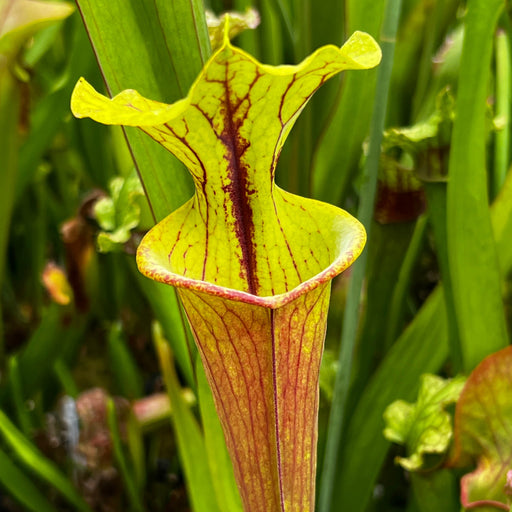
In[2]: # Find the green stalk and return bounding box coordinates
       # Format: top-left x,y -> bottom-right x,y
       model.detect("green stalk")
0,450 -> 58,512
292,0 -> 313,195
53,360 -> 79,398
196,359 -> 243,512
384,214 -> 428,349
0,66 -> 20,365
318,1 -> 403,510
107,322 -> 144,399
259,0 -> 284,64
312,0 -> 386,204
0,409 -> 92,512
446,0 -> 509,372
410,0 -> 440,120
8,357 -> 32,437
106,398 -> 144,512
271,0 -> 295,54
424,182 -> 463,372
132,263 -> 196,388
126,413 -> 145,492
153,323 -> 220,512
494,28 -> 511,197
410,0 -> 459,120
349,220 -> 417,405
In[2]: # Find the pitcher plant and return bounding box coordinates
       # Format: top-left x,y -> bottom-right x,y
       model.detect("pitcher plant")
71,17 -> 381,512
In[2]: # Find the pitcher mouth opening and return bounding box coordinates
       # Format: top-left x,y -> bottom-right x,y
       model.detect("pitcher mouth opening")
136,226 -> 364,309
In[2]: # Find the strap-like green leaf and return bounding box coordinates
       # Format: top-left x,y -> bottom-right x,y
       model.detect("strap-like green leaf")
312,0 -> 386,204
0,450 -> 59,512
0,409 -> 92,512
75,0 -> 210,219
153,323 -> 220,512
446,0 -> 509,370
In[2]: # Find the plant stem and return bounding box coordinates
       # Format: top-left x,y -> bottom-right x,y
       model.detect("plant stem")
0,68 -> 20,367
446,0 -> 508,372
384,214 -> 428,349
107,398 -> 144,512
424,182 -> 463,372
494,28 -> 511,197
318,1 -> 403,510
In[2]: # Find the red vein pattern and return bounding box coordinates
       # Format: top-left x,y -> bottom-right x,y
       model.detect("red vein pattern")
179,282 -> 330,512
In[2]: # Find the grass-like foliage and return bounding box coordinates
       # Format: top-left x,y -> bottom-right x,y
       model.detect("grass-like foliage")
0,0 -> 511,511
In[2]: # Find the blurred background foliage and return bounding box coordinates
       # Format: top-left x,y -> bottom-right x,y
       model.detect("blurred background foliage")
0,0 -> 511,511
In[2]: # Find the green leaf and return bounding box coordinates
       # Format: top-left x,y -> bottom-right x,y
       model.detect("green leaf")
349,220 -> 420,404
446,0 -> 509,371
382,88 -> 455,158
450,346 -> 512,511
8,356 -> 32,436
94,171 -> 146,253
0,63 -> 19,323
0,450 -> 59,512
16,14 -> 96,201
107,322 -> 144,399
424,182 -> 462,371
0,409 -> 92,512
153,323 -> 220,512
53,359 -> 79,398
126,412 -> 145,492
75,0 -> 211,220
312,0 -> 386,204
94,197 -> 116,231
106,397 -> 144,512
383,373 -> 466,471
0,305 -> 85,404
